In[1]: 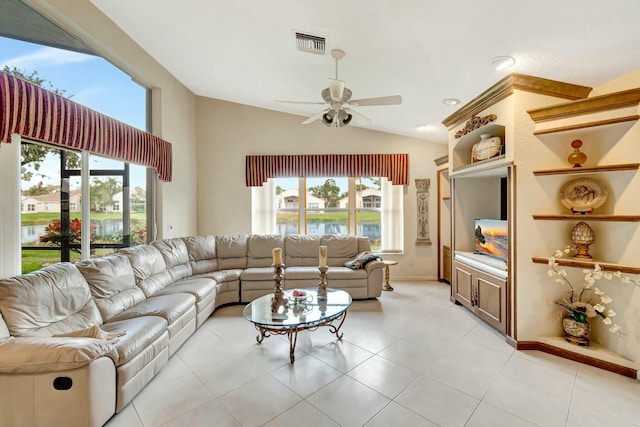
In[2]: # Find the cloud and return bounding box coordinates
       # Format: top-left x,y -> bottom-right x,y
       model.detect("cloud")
1,46 -> 93,69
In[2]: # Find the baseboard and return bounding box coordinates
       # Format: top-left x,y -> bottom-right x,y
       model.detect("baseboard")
515,340 -> 637,379
394,275 -> 440,281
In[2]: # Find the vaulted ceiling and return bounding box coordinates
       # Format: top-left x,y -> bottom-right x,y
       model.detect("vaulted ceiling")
70,1 -> 640,142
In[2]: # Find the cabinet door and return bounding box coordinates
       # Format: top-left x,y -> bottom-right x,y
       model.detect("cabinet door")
453,261 -> 473,309
475,270 -> 507,333
443,246 -> 452,283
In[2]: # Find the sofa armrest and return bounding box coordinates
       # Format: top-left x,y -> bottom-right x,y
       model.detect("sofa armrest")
0,337 -> 118,374
364,260 -> 385,274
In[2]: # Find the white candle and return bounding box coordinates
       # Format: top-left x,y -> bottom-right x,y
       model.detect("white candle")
272,247 -> 282,265
319,245 -> 327,268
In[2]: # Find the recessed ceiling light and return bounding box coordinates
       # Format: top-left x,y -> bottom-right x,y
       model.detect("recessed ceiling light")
491,56 -> 515,71
442,98 -> 460,106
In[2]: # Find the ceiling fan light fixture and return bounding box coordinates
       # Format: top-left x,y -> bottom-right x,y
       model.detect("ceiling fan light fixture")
491,55 -> 515,71
322,111 -> 335,127
338,110 -> 352,127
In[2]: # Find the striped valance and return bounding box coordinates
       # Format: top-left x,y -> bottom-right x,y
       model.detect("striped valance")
0,71 -> 172,181
246,154 -> 409,186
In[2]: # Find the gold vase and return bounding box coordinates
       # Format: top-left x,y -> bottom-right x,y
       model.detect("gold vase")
571,221 -> 594,259
562,317 -> 590,346
567,139 -> 587,168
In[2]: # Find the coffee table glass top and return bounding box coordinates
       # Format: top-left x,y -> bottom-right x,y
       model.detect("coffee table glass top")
243,288 -> 352,328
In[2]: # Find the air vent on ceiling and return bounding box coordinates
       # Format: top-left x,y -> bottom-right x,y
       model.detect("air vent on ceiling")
295,32 -> 326,55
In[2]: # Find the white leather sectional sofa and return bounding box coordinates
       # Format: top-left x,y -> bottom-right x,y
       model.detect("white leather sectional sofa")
0,233 -> 384,427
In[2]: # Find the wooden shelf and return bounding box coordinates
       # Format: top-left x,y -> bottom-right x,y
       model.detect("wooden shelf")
532,257 -> 640,274
533,163 -> 640,176
532,214 -> 640,222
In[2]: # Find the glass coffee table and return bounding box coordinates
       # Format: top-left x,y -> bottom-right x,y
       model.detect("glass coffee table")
242,288 -> 352,363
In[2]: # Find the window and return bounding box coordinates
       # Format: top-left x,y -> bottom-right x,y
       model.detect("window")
255,176 -> 403,252
20,142 -> 150,272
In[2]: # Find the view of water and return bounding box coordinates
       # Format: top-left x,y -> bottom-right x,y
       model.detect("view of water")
21,219 -> 124,244
276,222 -> 381,240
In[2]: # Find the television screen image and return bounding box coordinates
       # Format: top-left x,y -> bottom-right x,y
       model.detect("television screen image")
474,219 -> 508,261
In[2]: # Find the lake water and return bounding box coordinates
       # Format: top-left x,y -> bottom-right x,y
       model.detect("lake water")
21,219 -> 124,244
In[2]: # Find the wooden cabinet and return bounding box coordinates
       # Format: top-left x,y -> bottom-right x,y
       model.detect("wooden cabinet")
453,259 -> 507,334
442,245 -> 452,283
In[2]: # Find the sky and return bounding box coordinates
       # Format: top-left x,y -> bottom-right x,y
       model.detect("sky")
0,36 -> 147,189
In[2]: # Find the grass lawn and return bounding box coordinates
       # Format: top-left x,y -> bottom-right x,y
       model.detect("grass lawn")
21,212 -> 146,225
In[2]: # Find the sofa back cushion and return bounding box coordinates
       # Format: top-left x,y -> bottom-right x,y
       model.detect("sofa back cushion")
0,313 -> 10,342
321,234 -> 360,266
182,235 -> 218,274
76,253 -> 146,321
216,235 -> 248,270
357,237 -> 372,253
0,263 -> 102,337
285,234 -> 321,267
151,238 -> 193,281
247,234 -> 285,268
120,245 -> 173,297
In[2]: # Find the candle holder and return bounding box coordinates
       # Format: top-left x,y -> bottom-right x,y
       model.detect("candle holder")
317,265 -> 328,298
271,263 -> 287,312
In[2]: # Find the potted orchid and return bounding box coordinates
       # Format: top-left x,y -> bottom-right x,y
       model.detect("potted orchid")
547,246 -> 640,345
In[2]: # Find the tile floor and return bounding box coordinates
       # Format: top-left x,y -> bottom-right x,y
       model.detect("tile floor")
104,281 -> 640,427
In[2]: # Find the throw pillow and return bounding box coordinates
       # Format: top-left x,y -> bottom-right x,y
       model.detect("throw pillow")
344,251 -> 381,270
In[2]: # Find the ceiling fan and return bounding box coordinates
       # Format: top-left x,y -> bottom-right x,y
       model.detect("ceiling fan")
276,49 -> 402,127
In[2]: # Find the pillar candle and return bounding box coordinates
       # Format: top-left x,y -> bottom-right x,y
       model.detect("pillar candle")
272,247 -> 282,265
319,245 -> 327,268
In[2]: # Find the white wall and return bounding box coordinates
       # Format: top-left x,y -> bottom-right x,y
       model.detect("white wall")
196,97 -> 447,279
27,0 -> 199,240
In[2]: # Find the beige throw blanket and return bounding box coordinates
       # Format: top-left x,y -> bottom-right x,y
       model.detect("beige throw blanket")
53,325 -> 126,344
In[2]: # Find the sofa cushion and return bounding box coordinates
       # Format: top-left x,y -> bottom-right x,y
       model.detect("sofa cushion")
321,234 -> 359,266
285,234 -> 321,266
344,251 -> 381,270
151,238 -> 193,281
247,234 -> 285,268
156,277 -> 216,303
0,263 -> 103,337
101,316 -> 168,366
284,266 -> 321,281
76,253 -> 146,322
107,293 -> 195,328
327,266 -> 368,279
216,235 -> 248,270
120,245 -> 173,297
241,267 -> 275,281
357,237 -> 373,253
0,314 -> 9,343
182,235 -> 217,274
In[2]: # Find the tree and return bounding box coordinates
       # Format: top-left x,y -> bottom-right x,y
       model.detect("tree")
275,185 -> 284,195
90,177 -> 123,212
3,66 -> 80,180
309,178 -> 341,208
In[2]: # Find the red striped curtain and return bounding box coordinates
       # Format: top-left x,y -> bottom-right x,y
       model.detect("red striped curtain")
246,154 -> 409,186
0,71 -> 172,182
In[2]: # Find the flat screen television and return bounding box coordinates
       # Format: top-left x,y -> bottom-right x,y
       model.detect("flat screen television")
474,218 -> 508,262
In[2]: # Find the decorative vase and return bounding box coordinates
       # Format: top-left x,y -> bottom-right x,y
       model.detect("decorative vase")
571,221 -> 595,259
568,139 -> 587,168
562,317 -> 591,345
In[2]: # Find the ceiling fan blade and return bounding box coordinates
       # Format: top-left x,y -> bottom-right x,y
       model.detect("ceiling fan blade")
328,78 -> 345,100
301,108 -> 329,125
275,100 -> 326,105
345,108 -> 371,125
348,95 -> 402,107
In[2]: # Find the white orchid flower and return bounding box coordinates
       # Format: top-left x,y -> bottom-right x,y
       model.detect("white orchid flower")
607,309 -> 617,317
547,270 -> 555,276
547,257 -> 556,265
613,271 -> 622,278
553,250 -> 563,258
600,295 -> 612,304
594,288 -> 604,295
555,278 -> 565,284
610,324 -> 621,334
593,304 -> 605,313
594,264 -> 602,272
603,318 -> 613,325
621,276 -> 631,283
604,272 -> 613,280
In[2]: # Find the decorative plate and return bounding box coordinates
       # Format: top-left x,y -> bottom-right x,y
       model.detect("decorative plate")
286,289 -> 311,302
560,177 -> 608,214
